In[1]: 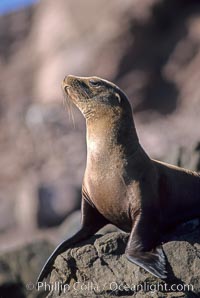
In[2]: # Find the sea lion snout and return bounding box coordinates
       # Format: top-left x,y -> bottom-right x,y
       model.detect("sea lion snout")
65,74 -> 77,85
63,75 -> 88,88
62,76 -> 70,93
62,75 -> 88,95
62,74 -> 78,87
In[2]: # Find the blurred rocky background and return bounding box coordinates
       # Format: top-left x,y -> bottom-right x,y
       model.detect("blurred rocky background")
0,0 -> 200,297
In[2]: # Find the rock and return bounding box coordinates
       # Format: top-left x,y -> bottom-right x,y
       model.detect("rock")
176,144 -> 200,172
0,193 -> 15,233
161,142 -> 200,172
36,182 -> 81,228
0,240 -> 53,298
46,226 -> 200,297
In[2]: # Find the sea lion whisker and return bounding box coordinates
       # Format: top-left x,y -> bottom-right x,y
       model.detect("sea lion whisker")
62,92 -> 71,121
62,91 -> 76,128
69,100 -> 76,128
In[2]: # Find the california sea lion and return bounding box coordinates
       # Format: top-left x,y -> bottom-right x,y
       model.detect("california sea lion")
37,75 -> 200,283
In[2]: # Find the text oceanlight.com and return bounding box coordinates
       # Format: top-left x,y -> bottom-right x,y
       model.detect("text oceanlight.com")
34,281 -> 194,294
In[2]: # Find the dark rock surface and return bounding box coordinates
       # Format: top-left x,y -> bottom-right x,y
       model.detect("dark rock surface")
46,225 -> 200,298
0,240 -> 53,298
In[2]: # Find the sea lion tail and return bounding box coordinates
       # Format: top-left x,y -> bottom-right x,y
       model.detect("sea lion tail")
126,245 -> 167,279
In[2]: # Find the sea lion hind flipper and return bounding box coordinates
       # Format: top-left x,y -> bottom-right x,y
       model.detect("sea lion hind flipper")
126,245 -> 167,279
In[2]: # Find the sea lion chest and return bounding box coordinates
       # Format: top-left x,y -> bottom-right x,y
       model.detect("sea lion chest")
84,152 -> 133,231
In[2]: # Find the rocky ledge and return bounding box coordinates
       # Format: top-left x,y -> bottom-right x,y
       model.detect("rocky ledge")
45,222 -> 200,298
0,240 -> 53,298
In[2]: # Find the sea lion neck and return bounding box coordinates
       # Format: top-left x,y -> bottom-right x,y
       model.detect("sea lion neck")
86,112 -> 139,161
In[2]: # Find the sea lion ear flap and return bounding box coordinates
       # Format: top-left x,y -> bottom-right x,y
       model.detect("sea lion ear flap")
115,92 -> 121,103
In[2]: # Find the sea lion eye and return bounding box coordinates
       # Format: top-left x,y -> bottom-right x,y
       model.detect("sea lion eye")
115,93 -> 121,103
89,80 -> 101,87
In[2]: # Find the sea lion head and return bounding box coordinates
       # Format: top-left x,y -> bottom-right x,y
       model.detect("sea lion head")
62,75 -> 132,120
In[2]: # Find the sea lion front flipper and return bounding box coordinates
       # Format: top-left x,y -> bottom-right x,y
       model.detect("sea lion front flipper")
125,213 -> 167,279
126,246 -> 167,279
37,197 -> 109,283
